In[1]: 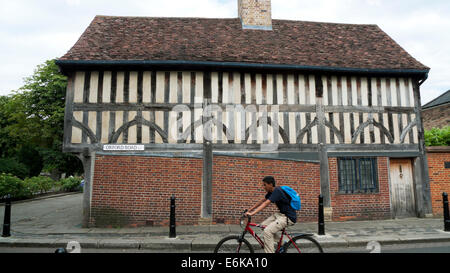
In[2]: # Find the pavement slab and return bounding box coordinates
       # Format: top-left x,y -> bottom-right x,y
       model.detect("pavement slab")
191,235 -> 223,251
344,235 -> 401,247
55,238 -> 99,249
0,237 -> 60,248
97,238 -> 141,249
140,237 -> 193,250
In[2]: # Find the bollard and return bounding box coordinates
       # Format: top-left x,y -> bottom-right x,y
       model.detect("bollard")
169,195 -> 176,238
318,194 -> 325,235
2,194 -> 11,237
444,192 -> 450,232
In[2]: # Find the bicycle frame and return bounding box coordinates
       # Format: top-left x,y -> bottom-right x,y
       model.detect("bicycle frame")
240,216 -> 301,253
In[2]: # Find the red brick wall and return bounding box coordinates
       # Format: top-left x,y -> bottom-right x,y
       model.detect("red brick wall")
90,154 -> 398,227
427,151 -> 450,216
91,155 -> 203,227
212,156 -> 321,225
328,157 -> 391,221
90,154 -> 320,227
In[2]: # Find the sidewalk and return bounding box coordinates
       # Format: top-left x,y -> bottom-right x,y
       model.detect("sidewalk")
1,193 -> 449,251
1,218 -> 449,251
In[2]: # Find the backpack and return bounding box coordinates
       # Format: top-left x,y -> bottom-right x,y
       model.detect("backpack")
280,186 -> 301,211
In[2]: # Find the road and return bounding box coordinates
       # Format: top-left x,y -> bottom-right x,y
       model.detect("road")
0,193 -> 83,234
327,241 -> 450,253
1,193 -> 449,255
1,242 -> 450,253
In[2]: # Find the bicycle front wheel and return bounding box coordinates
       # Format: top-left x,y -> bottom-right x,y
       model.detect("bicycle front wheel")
284,235 -> 323,253
214,235 -> 254,253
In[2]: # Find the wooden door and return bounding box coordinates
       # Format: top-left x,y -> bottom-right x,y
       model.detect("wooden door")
389,159 -> 416,218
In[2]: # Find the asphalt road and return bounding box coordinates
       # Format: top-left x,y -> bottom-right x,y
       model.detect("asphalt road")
0,193 -> 83,234
327,242 -> 450,253
1,242 -> 450,253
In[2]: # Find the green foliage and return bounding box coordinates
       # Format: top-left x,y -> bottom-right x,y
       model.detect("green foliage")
18,59 -> 67,146
0,158 -> 29,179
59,177 -> 83,192
0,173 -> 31,199
0,96 -> 18,157
0,95 -> 34,158
0,59 -> 84,177
424,126 -> 450,147
17,144 -> 43,177
0,173 -> 73,200
23,176 -> 55,194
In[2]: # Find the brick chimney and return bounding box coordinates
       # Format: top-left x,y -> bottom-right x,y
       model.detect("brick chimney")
238,0 -> 272,30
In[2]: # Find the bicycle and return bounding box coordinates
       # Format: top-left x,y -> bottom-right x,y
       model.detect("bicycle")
214,210 -> 324,253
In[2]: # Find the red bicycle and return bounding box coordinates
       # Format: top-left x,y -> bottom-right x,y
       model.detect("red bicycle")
214,210 -> 323,253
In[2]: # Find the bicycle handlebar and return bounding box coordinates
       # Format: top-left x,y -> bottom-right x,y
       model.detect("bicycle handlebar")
243,209 -> 251,221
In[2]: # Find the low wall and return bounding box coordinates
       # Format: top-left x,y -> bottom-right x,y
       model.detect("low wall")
427,147 -> 450,216
90,153 -> 320,227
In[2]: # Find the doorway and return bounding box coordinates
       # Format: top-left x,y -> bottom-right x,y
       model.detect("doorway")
389,159 -> 416,218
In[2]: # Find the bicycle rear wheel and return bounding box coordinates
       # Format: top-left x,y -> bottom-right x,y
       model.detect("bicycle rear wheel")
214,235 -> 254,253
284,235 -> 323,253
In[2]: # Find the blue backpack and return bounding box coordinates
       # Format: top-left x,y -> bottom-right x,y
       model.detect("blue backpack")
280,186 -> 301,211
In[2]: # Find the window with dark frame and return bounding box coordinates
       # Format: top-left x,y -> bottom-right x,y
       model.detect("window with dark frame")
338,157 -> 378,194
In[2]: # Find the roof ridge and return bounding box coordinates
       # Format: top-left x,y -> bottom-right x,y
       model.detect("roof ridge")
93,15 -> 379,27
423,90 -> 450,109
94,15 -> 238,20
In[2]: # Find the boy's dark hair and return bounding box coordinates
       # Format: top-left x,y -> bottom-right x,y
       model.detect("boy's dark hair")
262,176 -> 276,187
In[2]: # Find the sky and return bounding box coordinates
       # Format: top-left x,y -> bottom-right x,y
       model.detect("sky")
0,0 -> 449,105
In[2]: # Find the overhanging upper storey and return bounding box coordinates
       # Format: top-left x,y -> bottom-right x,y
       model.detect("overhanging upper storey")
58,16 -> 429,155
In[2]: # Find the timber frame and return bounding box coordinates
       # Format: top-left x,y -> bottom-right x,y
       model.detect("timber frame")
58,62 -> 433,225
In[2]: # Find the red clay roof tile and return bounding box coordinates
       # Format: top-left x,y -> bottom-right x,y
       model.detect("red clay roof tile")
59,16 -> 429,71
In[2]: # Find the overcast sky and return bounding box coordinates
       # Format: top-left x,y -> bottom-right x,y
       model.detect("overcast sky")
1,0 -> 449,105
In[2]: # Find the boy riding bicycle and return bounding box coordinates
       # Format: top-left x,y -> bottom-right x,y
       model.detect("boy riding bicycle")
245,176 -> 296,253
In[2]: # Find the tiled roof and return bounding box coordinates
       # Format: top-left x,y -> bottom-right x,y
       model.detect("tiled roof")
59,16 -> 429,72
423,90 -> 450,109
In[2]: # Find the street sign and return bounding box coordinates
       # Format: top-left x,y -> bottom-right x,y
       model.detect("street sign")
103,145 -> 145,151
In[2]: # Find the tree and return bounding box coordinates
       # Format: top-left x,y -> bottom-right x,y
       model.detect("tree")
18,59 -> 67,146
0,96 -> 17,157
0,59 -> 83,177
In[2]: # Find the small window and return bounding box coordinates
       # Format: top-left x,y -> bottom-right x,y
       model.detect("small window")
338,157 -> 378,194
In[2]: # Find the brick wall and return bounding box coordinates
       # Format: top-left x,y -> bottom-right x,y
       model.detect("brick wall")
328,157 -> 391,221
91,155 -> 203,227
212,156 -> 320,225
90,154 -> 320,227
90,154 -> 399,227
422,104 -> 450,130
427,149 -> 450,216
238,0 -> 272,28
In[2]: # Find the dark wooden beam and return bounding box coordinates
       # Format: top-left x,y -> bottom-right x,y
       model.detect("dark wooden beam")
63,73 -> 75,150
412,78 -> 433,217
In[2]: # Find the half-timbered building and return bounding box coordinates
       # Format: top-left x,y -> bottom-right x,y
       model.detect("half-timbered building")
57,0 -> 433,227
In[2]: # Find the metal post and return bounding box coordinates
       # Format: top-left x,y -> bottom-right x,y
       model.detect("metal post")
2,194 -> 11,237
318,194 -> 325,235
443,192 -> 450,232
169,195 -> 176,238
